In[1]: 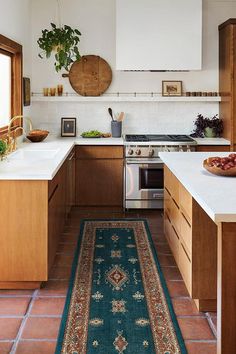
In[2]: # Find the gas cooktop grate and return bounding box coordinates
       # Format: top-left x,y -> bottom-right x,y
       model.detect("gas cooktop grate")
125,134 -> 194,142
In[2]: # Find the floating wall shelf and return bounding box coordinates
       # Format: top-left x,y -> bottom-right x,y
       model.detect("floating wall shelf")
31,95 -> 221,103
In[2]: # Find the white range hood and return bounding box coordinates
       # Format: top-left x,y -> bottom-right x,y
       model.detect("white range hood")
116,0 -> 202,71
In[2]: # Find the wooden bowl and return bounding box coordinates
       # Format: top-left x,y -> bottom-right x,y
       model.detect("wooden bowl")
203,158 -> 236,176
27,130 -> 49,143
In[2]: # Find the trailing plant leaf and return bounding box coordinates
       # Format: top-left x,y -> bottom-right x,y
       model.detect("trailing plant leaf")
37,23 -> 82,72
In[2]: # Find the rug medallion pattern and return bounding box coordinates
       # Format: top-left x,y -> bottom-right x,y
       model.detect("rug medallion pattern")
56,220 -> 186,354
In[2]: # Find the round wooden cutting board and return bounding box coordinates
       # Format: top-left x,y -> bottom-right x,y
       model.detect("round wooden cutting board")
68,55 -> 112,96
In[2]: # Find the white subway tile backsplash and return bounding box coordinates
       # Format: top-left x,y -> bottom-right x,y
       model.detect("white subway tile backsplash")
31,101 -> 219,137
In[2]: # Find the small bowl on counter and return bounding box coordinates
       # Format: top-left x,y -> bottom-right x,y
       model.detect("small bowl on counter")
26,129 -> 49,143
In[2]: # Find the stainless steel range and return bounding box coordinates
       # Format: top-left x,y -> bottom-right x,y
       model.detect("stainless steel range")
124,134 -> 196,209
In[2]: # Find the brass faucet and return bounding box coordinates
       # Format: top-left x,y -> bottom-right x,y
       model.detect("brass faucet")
7,116 -> 33,153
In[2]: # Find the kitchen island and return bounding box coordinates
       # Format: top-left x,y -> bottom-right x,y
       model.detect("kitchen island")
160,151 -> 236,354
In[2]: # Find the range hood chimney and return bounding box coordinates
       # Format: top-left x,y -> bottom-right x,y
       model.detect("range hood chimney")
116,0 -> 202,71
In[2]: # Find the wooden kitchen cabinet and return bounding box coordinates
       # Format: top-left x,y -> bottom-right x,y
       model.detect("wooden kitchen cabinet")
75,146 -> 124,206
66,148 -> 75,215
196,145 -> 230,152
164,166 -> 217,311
0,150 -> 75,289
219,19 -> 236,151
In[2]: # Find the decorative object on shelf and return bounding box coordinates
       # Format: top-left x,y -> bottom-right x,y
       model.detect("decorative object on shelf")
162,81 -> 182,96
186,91 -> 219,97
63,55 -> 112,96
37,22 -> 81,72
190,114 -> 223,138
61,117 -> 76,137
0,139 -> 8,161
43,88 -> 49,96
26,129 -> 49,143
49,87 -> 56,96
23,78 -> 31,106
81,130 -> 102,138
57,84 -> 63,96
203,154 -> 236,176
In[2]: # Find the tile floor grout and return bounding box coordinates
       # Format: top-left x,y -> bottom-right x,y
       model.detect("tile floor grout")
10,289 -> 39,354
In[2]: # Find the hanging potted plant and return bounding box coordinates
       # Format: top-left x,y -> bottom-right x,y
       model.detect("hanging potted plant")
37,23 -> 82,72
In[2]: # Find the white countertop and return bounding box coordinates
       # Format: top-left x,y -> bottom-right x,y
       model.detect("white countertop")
0,136 -> 124,180
193,137 -> 230,145
160,152 -> 236,223
75,137 -> 124,145
0,134 -> 231,181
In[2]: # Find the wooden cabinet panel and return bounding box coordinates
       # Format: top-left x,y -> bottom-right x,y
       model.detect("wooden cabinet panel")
164,165 -> 217,309
164,165 -> 179,204
219,19 -> 236,149
76,146 -> 123,159
0,181 -> 48,281
196,145 -> 230,152
164,214 -> 179,265
76,146 -> 124,206
180,213 -> 192,257
179,183 -> 192,223
48,159 -> 67,269
66,148 -> 75,215
76,159 -> 123,206
178,243 -> 192,295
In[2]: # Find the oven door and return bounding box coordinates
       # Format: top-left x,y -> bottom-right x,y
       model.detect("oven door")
125,159 -> 164,208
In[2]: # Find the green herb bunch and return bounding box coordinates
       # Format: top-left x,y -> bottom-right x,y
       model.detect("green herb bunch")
37,23 -> 82,72
0,139 -> 8,160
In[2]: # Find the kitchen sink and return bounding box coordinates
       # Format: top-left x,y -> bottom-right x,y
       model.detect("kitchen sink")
9,149 -> 60,160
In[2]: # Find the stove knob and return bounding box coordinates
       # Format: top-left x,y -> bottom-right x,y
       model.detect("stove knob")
148,149 -> 154,157
128,148 -> 134,155
179,145 -> 183,152
135,149 -> 141,155
187,145 -> 191,152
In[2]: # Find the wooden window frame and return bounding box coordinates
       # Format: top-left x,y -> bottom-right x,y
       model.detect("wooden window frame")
0,34 -> 23,138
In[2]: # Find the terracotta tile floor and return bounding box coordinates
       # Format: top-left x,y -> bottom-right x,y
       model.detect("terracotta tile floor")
0,208 -> 217,353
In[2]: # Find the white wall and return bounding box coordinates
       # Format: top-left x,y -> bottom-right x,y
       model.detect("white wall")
0,0 -> 32,116
30,0 -> 236,136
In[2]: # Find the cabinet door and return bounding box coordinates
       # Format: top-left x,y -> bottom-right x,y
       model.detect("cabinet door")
48,161 -> 67,270
48,183 -> 61,269
196,145 -> 230,152
76,159 -> 123,206
66,149 -> 75,215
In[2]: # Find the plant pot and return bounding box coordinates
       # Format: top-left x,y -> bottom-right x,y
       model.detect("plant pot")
204,127 -> 216,138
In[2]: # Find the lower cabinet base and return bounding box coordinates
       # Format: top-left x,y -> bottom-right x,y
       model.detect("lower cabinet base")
0,281 -> 42,289
194,299 -> 217,312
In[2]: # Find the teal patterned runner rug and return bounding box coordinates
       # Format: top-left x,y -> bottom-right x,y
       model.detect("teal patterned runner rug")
56,220 -> 186,354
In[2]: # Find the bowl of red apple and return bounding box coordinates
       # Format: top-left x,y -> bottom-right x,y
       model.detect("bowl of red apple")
203,153 -> 236,176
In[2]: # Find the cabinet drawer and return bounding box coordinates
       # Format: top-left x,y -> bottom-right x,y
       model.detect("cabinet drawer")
164,189 -> 180,235
164,166 -> 179,204
180,212 -> 192,258
76,146 -> 123,159
179,183 -> 192,224
164,214 -> 179,264
179,242 -> 192,295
